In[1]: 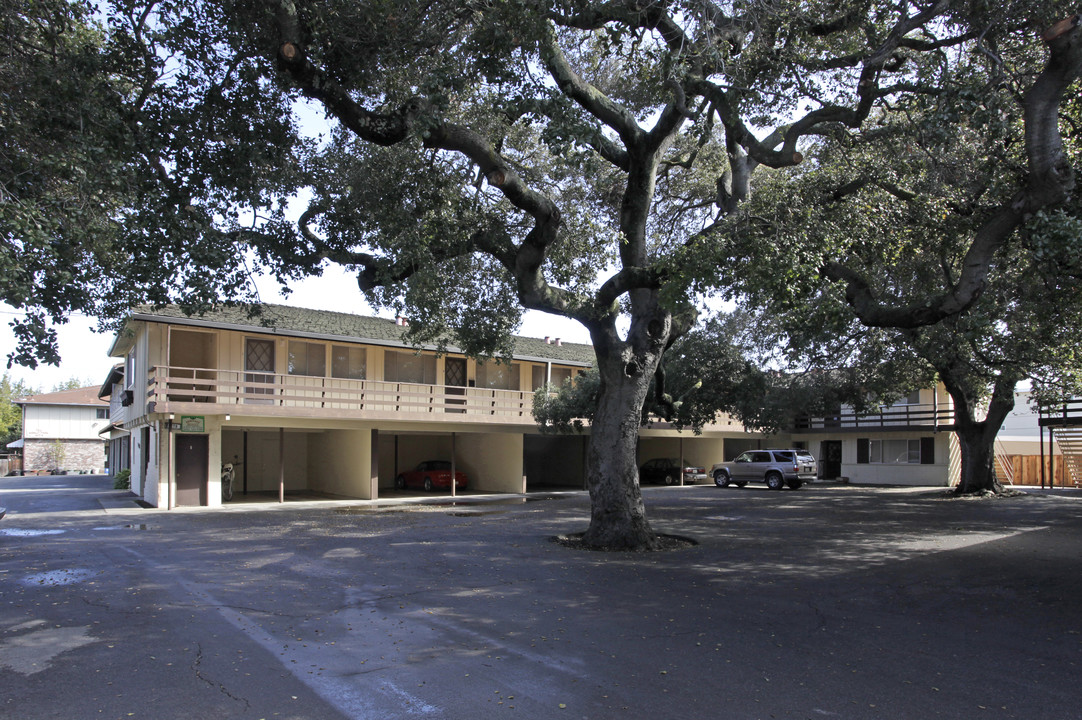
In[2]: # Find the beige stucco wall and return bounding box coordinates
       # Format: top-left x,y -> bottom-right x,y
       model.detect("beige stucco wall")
637,436 -> 726,471
456,432 -> 524,493
308,428 -> 375,499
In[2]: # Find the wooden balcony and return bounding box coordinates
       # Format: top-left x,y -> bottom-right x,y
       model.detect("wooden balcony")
794,403 -> 955,433
146,366 -> 535,425
1039,398 -> 1082,428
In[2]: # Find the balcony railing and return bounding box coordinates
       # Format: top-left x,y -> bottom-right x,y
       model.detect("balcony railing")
1039,398 -> 1082,428
794,403 -> 954,432
147,366 -> 533,423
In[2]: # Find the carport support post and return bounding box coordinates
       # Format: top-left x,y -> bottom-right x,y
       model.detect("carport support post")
679,437 -> 685,486
451,433 -> 456,498
1040,424 -> 1046,489
278,427 -> 284,503
166,418 -> 174,510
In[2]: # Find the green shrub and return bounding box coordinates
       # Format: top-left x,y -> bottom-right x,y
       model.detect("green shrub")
113,468 -> 131,490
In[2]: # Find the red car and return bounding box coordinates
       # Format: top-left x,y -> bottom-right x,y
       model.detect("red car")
394,461 -> 468,492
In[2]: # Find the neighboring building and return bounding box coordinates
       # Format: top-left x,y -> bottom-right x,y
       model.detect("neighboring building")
999,389 -> 1075,487
793,387 -> 959,487
14,387 -> 110,474
107,304 -> 750,508
98,365 -> 131,477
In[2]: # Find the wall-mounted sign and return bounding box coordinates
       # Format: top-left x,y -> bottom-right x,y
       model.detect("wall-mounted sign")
180,416 -> 205,433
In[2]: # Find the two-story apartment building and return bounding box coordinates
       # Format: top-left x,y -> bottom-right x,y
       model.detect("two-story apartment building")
791,388 -> 960,486
13,387 -> 110,474
99,365 -> 130,476
107,304 -> 748,508
113,303 -> 1026,507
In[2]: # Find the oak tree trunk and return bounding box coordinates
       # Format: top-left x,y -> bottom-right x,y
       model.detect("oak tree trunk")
949,378 -> 1016,495
954,419 -> 1003,494
579,339 -> 662,551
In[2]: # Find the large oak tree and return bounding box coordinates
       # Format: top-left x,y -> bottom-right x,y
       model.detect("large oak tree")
6,1 -> 1081,546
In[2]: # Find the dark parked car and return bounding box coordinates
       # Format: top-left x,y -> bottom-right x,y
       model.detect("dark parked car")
395,461 -> 469,492
711,449 -> 817,490
639,458 -> 707,486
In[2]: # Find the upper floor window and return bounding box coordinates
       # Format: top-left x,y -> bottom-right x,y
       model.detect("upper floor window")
531,365 -> 573,390
125,350 -> 135,389
385,351 -> 437,385
288,341 -> 326,377
477,360 -> 520,391
903,389 -> 922,405
332,345 -> 367,380
96,408 -> 109,419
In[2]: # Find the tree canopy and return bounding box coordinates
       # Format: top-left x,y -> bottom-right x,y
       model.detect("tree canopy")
0,373 -> 36,447
4,0 -> 1080,546
718,36 -> 1082,491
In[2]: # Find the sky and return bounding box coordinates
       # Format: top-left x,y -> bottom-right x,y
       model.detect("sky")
0,268 -> 594,395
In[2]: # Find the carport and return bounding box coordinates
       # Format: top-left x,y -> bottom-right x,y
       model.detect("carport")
523,434 -> 587,490
378,429 -> 526,496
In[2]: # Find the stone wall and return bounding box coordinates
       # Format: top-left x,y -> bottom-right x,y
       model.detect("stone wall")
23,439 -> 107,474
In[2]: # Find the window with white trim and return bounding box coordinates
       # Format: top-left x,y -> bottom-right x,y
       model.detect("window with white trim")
858,437 -> 935,464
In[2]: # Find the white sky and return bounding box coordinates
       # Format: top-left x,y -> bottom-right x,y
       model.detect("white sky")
0,268 -> 593,394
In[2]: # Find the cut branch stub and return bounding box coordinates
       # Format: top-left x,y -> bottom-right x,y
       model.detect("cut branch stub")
1043,15 -> 1080,43
279,42 -> 299,60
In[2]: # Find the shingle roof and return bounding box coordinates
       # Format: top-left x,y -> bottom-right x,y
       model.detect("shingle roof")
126,303 -> 596,366
17,386 -> 110,407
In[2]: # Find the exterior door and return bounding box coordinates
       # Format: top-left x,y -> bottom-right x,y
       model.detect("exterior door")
245,338 -> 276,404
140,427 -> 150,496
820,441 -> 842,480
175,434 -> 208,506
444,357 -> 467,413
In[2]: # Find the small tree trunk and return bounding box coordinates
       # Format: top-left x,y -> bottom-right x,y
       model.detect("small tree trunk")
579,344 -> 661,551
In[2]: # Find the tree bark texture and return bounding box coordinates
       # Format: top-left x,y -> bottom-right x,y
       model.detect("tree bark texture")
947,376 -> 1017,495
579,332 -> 664,551
954,420 -> 1004,494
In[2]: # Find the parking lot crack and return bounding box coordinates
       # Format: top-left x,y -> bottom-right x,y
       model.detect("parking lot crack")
192,641 -> 251,711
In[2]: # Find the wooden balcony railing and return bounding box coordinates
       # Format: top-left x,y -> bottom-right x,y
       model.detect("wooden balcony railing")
794,403 -> 954,432
146,366 -> 533,422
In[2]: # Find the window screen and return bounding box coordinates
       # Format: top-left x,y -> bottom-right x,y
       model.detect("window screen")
331,345 -> 366,380
476,360 -> 520,390
288,341 -> 326,377
385,351 -> 437,384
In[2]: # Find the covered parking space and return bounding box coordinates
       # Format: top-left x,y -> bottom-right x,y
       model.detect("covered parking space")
377,428 -> 526,496
523,434 -> 587,490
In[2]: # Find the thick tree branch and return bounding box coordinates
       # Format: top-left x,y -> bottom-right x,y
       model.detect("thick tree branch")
271,1 -> 415,145
540,23 -> 644,146
549,0 -> 690,54
824,16 -> 1082,329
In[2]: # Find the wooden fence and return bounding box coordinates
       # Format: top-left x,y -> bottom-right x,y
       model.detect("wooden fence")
996,455 -> 1073,487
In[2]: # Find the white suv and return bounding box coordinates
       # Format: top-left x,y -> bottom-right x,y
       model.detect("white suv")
711,449 -> 818,490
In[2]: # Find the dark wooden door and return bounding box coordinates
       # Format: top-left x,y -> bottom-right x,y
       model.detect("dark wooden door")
175,434 -> 208,506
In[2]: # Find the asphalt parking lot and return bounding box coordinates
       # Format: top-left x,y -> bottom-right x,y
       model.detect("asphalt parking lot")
1,474 -> 1081,719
